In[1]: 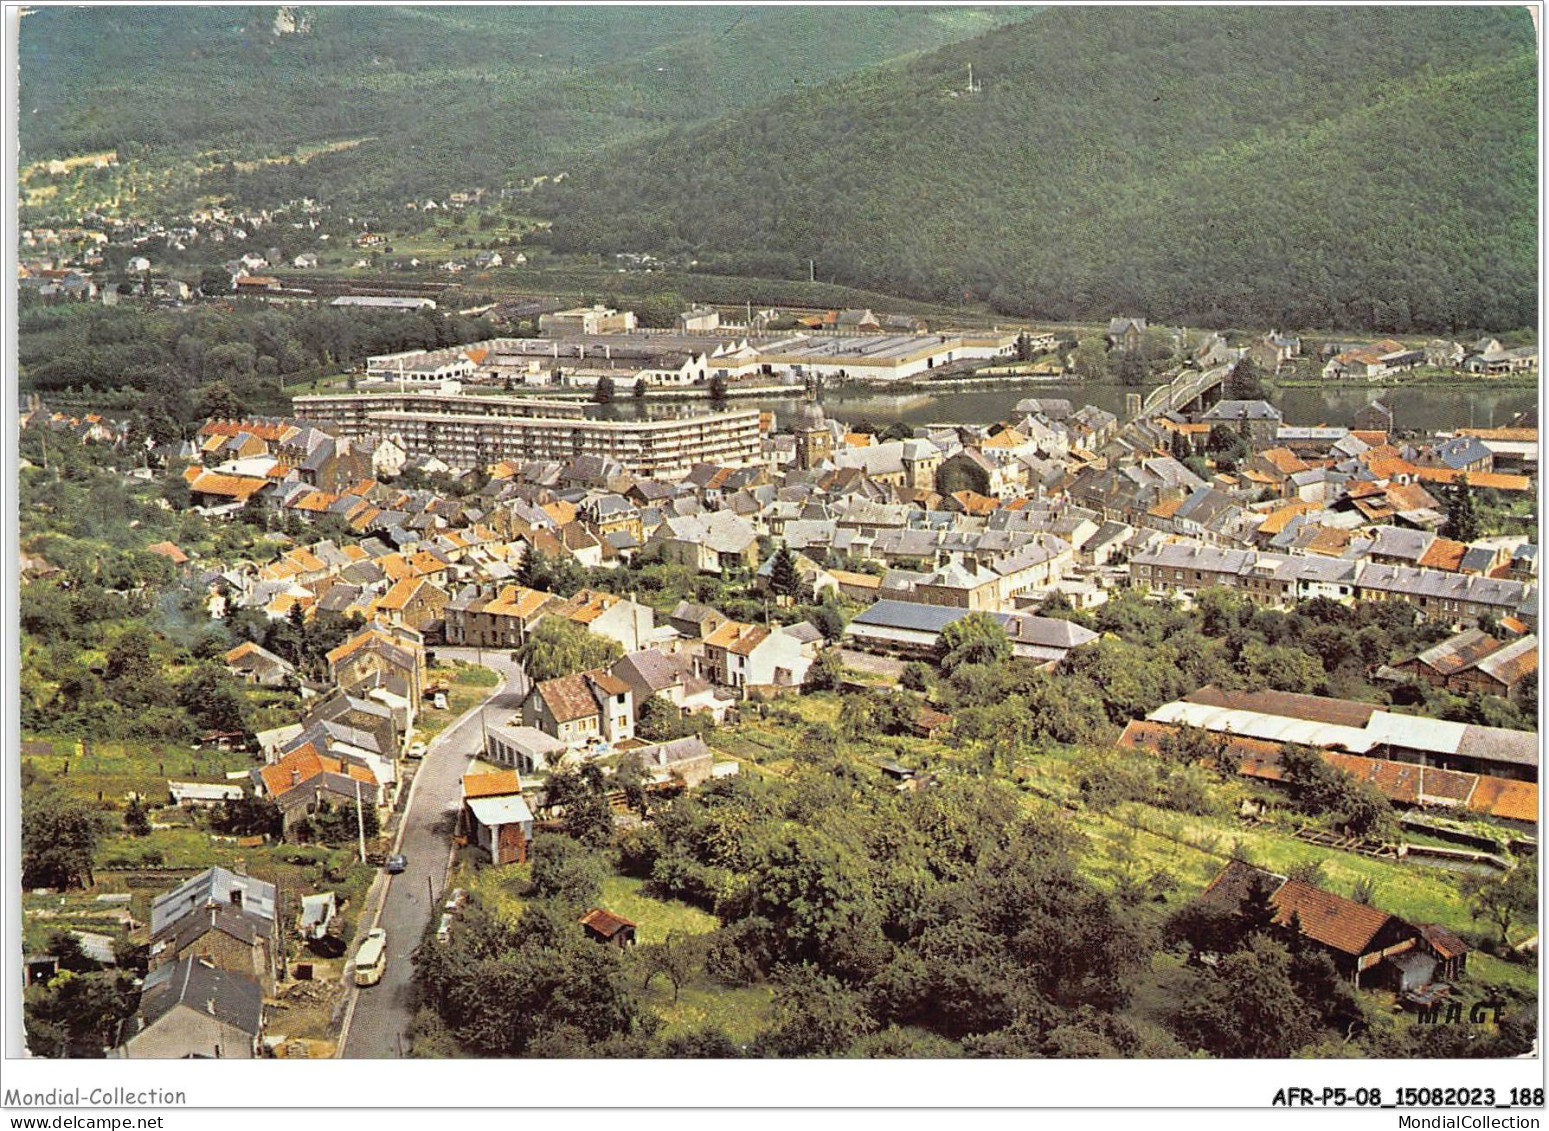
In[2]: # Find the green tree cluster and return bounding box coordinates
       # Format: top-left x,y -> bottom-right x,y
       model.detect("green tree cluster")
512,617 -> 624,683
542,7 -> 1535,333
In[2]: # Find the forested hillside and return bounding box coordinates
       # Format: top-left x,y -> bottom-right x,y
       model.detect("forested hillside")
540,6 -> 1537,332
19,5 -> 1020,204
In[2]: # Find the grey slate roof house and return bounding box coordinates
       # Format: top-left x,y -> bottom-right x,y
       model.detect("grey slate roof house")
842,599 -> 1097,664
119,957 -> 264,1059
1200,400 -> 1283,444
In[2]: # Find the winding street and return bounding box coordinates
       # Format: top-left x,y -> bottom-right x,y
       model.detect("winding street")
339,648 -> 528,1058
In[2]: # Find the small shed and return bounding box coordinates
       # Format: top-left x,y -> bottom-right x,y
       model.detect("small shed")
1417,923 -> 1470,982
465,793 -> 535,866
579,908 -> 637,949
169,781 -> 245,808
912,704 -> 953,739
298,892 -> 337,942
23,954 -> 59,986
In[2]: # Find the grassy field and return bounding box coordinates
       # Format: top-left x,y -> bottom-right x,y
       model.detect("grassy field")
412,662 -> 502,746
458,860 -> 717,945
281,372 -> 357,397
22,736 -> 255,805
450,842 -> 755,1038
597,874 -> 718,945
641,976 -> 773,1044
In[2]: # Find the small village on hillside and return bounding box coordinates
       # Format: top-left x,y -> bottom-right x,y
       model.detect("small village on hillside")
17,292 -> 1539,1060
11,3 -> 1540,1078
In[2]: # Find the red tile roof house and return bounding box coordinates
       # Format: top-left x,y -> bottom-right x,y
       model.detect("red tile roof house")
461,771 -> 533,866
521,669 -> 635,751
1197,860 -> 1465,989
256,743 -> 380,840
698,621 -> 813,692
326,627 -> 425,710
145,541 -> 190,566
371,576 -> 451,634
223,640 -> 296,688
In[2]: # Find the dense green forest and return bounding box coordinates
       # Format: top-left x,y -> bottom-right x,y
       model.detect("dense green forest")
539,6 -> 1537,332
19,5 -> 1019,206
19,7 -> 1537,331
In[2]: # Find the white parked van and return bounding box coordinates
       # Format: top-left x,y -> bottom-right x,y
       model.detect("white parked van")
354,927 -> 388,987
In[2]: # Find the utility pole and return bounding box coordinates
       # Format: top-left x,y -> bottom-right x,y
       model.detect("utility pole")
354,778 -> 366,864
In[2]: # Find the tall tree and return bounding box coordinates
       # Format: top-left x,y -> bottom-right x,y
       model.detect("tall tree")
1173,935 -> 1319,1057
1225,356 -> 1265,400
935,611 -> 1011,675
176,664 -> 248,734
767,543 -> 804,600
513,617 -> 623,682
123,797 -> 152,837
614,749 -> 650,817
1461,865 -> 1537,948
22,788 -> 106,890
1441,479 -> 1482,542
759,963 -> 878,1056
641,930 -> 700,1004
1070,338 -> 1109,381
802,648 -> 844,692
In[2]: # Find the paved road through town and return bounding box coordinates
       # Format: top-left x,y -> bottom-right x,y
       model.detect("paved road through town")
340,648 -> 527,1058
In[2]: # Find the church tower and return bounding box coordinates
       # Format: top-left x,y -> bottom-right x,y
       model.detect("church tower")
792,394 -> 832,471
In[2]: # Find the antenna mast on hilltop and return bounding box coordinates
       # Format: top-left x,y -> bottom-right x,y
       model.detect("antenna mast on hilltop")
967,64 -> 982,94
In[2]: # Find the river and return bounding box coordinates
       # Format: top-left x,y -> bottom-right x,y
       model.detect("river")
597,379 -> 1535,432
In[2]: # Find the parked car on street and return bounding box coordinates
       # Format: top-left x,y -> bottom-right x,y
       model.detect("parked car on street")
354,928 -> 388,987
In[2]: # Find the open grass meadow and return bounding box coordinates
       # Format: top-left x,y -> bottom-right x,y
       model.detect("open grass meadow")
457,859 -> 717,945
22,735 -> 255,805
641,977 -> 773,1045
450,843 -> 763,1038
